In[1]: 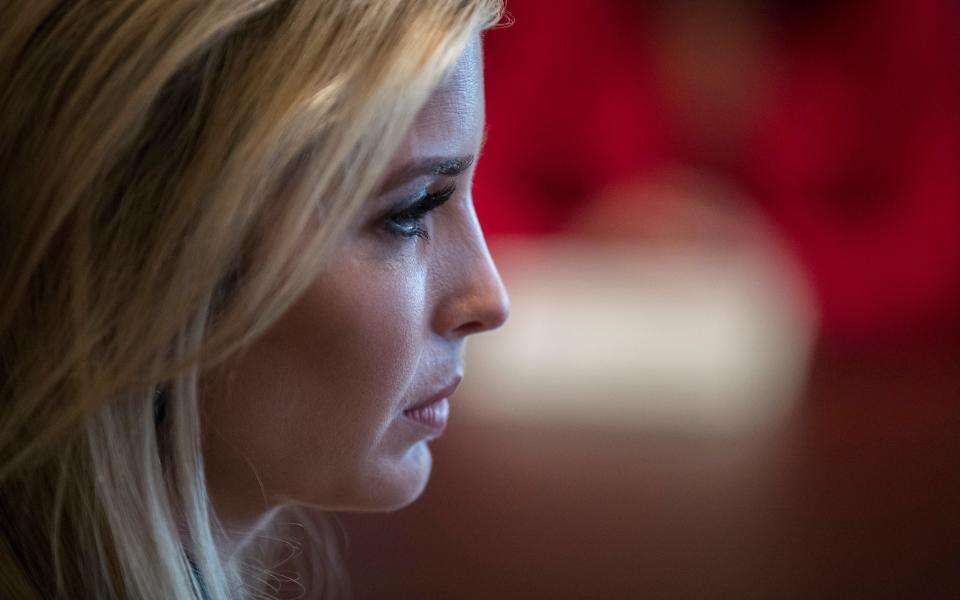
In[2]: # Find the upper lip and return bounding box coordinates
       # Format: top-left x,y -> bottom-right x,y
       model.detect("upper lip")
404,376 -> 462,412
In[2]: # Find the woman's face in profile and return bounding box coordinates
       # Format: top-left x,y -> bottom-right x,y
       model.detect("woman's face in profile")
201,34 -> 508,524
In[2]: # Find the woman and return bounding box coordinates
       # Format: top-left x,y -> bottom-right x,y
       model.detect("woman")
0,1 -> 507,598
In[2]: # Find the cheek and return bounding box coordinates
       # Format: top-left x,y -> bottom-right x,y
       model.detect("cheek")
201,256 -> 429,515
286,261 -> 426,429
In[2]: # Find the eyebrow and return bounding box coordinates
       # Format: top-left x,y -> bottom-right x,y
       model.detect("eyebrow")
379,155 -> 475,193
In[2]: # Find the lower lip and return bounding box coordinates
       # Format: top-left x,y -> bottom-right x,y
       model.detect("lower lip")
403,397 -> 450,433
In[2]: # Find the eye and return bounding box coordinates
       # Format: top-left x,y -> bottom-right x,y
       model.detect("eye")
382,184 -> 456,241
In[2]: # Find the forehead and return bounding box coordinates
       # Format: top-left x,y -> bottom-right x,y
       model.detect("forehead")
392,35 -> 485,162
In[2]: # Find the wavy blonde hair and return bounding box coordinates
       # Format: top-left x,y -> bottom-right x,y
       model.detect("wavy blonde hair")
0,0 -> 502,597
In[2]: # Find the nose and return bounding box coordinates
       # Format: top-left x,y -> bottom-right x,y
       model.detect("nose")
432,211 -> 509,339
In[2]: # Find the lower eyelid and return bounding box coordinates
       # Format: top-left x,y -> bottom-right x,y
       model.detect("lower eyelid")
383,214 -> 430,240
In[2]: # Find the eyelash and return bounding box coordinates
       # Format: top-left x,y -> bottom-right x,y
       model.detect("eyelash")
382,184 -> 456,241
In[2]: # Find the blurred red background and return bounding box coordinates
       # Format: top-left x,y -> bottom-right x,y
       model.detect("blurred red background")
343,1 -> 960,597
475,0 -> 960,347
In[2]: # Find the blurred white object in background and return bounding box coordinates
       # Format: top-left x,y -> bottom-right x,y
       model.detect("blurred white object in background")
461,235 -> 817,435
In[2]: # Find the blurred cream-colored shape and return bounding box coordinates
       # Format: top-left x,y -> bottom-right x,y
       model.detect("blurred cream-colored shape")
462,234 -> 817,434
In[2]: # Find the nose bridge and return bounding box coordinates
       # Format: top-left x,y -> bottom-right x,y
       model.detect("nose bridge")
433,205 -> 509,337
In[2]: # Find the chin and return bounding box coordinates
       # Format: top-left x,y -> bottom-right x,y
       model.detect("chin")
320,441 -> 435,512
372,441 -> 435,511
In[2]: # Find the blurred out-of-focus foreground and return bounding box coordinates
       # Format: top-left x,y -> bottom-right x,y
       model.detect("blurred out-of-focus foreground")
344,1 -> 960,597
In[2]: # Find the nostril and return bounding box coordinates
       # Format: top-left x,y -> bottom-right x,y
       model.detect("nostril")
454,320 -> 488,337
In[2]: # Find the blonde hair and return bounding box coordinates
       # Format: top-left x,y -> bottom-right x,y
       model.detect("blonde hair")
0,0 -> 502,597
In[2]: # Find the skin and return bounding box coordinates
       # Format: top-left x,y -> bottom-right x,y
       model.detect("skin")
200,34 -> 508,529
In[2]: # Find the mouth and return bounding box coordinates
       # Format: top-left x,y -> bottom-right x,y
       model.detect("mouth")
402,377 -> 461,433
